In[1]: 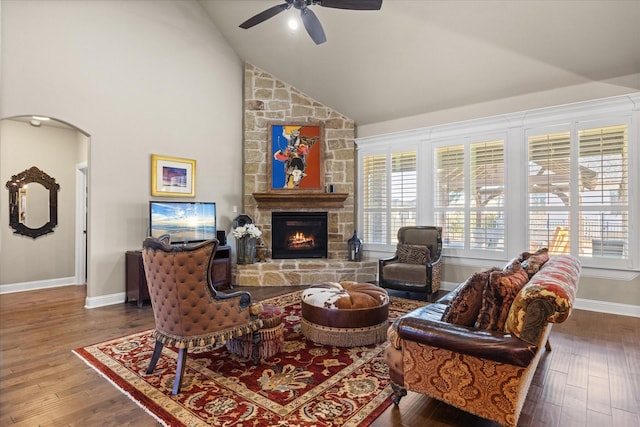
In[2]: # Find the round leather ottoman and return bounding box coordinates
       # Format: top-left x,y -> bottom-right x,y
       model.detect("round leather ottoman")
300,281 -> 389,347
226,304 -> 284,360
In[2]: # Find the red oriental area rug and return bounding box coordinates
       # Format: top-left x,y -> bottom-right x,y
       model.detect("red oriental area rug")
73,291 -> 425,427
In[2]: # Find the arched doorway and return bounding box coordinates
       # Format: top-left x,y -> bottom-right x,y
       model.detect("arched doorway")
0,115 -> 90,293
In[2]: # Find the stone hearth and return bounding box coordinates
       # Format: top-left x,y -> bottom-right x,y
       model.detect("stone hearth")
233,260 -> 377,287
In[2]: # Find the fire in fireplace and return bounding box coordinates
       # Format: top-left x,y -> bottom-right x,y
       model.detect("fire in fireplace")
271,212 -> 328,259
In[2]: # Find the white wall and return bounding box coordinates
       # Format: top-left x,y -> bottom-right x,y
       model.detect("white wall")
0,120 -> 80,284
0,0 -> 244,305
357,73 -> 640,138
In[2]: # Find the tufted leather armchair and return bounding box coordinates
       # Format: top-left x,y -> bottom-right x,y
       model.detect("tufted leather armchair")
379,226 -> 443,301
141,236 -> 264,394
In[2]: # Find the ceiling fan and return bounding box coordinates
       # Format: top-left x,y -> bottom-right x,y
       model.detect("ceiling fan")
239,0 -> 383,45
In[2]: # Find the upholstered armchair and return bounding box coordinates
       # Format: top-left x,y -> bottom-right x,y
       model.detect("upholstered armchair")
141,237 -> 264,395
379,226 -> 443,301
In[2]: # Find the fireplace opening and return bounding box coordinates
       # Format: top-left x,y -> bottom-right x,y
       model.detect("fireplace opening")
272,212 -> 328,259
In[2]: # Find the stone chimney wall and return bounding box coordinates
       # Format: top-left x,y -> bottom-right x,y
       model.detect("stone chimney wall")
242,64 -> 356,260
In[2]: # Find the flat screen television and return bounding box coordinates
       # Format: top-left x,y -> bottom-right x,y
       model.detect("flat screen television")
149,201 -> 216,245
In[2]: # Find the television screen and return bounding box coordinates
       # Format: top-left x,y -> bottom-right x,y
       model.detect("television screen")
149,201 -> 216,244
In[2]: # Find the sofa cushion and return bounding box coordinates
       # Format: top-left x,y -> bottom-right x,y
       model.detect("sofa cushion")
441,268 -> 498,326
476,262 -> 529,331
397,243 -> 431,265
382,263 -> 426,284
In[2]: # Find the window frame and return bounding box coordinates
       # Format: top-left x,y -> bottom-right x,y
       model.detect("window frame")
356,94 -> 639,273
431,132 -> 508,260
357,138 -> 421,253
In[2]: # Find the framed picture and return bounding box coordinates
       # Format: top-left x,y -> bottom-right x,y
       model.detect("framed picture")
267,122 -> 323,192
151,154 -> 196,197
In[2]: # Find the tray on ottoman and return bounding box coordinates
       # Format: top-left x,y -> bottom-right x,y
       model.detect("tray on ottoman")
301,281 -> 389,347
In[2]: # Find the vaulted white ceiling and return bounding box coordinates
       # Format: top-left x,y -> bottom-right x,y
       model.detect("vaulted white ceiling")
201,0 -> 640,126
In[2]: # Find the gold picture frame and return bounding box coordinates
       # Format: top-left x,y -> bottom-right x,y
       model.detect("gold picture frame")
151,154 -> 196,197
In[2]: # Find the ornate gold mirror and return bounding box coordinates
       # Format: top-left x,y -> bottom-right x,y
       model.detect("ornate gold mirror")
5,166 -> 60,238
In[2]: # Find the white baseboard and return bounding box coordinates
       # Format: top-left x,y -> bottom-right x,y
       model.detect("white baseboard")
574,298 -> 640,318
84,292 -> 126,309
441,281 -> 640,318
0,278 -> 126,309
0,277 -> 80,294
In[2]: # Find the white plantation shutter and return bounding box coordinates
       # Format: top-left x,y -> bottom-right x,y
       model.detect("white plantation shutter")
527,131 -> 572,253
578,125 -> 628,258
470,141 -> 505,250
527,124 -> 629,259
362,154 -> 388,244
390,151 -> 417,237
361,150 -> 417,244
435,145 -> 465,247
435,140 -> 505,251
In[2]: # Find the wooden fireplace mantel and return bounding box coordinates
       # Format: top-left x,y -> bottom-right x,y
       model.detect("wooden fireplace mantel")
252,192 -> 349,209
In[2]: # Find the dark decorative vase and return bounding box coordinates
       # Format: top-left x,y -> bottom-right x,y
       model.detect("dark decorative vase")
236,236 -> 257,265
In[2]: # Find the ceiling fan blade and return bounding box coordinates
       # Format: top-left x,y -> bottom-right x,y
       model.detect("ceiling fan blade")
300,7 -> 327,45
239,2 -> 291,29
317,0 -> 382,10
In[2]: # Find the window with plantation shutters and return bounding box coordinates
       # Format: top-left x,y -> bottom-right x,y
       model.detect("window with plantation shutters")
470,141 -> 505,251
527,131 -> 572,253
362,154 -> 388,244
527,124 -> 629,260
357,94 -> 638,271
390,151 -> 417,238
435,145 -> 465,247
361,150 -> 416,245
434,140 -> 505,252
578,125 -> 628,259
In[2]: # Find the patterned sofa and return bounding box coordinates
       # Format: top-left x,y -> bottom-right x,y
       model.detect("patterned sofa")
384,250 -> 581,427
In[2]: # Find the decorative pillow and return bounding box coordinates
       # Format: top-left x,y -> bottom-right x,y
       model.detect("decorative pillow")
519,248 -> 550,277
441,268 -> 499,326
476,262 -> 529,331
502,257 -> 521,271
518,247 -> 548,261
397,244 -> 431,265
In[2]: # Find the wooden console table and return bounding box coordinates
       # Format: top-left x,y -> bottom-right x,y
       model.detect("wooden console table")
125,245 -> 232,307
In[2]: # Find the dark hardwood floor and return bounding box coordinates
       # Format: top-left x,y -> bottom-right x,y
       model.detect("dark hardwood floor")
1,285 -> 638,426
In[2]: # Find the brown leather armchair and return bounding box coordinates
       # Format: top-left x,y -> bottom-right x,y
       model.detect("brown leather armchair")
379,226 -> 443,301
141,237 -> 264,394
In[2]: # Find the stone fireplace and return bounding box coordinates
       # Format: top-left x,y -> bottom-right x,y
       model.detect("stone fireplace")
233,64 -> 376,286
